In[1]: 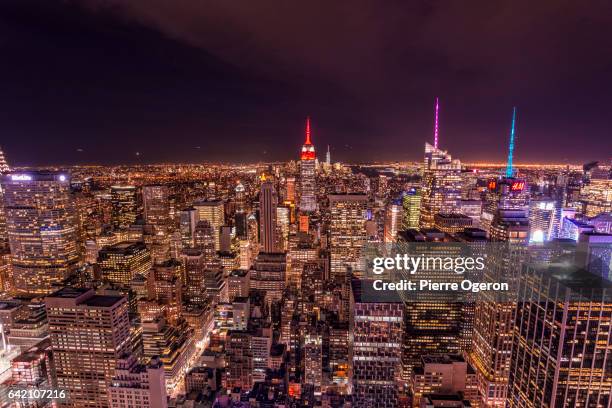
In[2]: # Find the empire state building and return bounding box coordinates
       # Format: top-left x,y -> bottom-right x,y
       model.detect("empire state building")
299,117 -> 317,212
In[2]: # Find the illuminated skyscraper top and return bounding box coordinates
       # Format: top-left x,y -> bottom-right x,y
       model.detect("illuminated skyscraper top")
300,117 -> 316,160
434,97 -> 440,149
0,147 -> 9,173
505,107 -> 517,178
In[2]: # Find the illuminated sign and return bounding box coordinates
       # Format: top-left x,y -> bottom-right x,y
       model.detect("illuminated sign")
488,180 -> 497,190
10,174 -> 32,181
510,181 -> 525,191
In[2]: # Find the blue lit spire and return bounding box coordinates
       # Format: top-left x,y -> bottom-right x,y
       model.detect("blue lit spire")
505,107 -> 517,178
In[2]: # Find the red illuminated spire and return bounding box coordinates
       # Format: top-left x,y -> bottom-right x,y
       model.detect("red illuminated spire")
305,116 -> 312,145
300,116 -> 315,160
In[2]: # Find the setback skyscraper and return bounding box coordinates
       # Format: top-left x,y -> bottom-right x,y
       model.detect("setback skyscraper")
299,117 -> 317,213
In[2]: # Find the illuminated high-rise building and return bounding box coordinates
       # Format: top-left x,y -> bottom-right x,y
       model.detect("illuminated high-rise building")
419,143 -> 462,229
0,147 -> 9,174
180,248 -> 207,305
397,234 -> 475,379
0,185 -> 7,250
287,233 -> 318,288
0,148 -> 8,249
508,263 -> 612,408
528,199 -> 560,242
111,185 -> 138,229
193,199 -> 224,251
402,188 -> 421,230
383,200 -> 403,243
577,231 -> 612,281
489,209 -> 529,244
235,181 -> 246,213
225,331 -> 253,391
329,194 -> 368,277
481,108 -> 530,237
179,207 -> 199,248
234,182 -> 248,239
481,179 -> 530,236
2,172 -> 80,294
303,323 -> 324,396
276,205 -> 290,251
285,177 -> 296,203
98,241 -> 152,285
142,185 -> 170,229
469,245 -> 524,407
581,176 -> 612,217
250,252 -> 286,304
350,279 -> 404,407
326,145 -> 331,166
141,318 -> 195,393
46,287 -> 133,407
227,269 -> 250,301
259,181 -> 278,253
299,117 -> 317,213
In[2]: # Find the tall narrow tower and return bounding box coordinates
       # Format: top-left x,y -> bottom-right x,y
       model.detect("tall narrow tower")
326,145 -> 331,165
505,107 -> 517,178
299,117 -> 317,212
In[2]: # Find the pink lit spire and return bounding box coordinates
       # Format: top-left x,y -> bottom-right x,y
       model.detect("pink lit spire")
434,97 -> 439,149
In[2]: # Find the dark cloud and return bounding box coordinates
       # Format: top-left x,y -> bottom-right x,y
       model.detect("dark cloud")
0,0 -> 611,165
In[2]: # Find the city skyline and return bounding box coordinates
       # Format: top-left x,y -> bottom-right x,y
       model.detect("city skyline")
0,2 -> 611,407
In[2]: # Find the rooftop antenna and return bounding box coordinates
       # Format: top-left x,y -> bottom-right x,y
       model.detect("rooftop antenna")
505,107 -> 517,178
434,97 -> 440,149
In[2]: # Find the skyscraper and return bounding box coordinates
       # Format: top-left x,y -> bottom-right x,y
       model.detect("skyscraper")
509,263 -> 612,408
285,177 -> 296,203
326,145 -> 331,166
0,147 -> 9,174
402,188 -> 421,230
328,194 -> 368,277
299,117 -> 317,213
46,287 -> 132,407
234,181 -> 248,239
419,143 -> 462,229
192,199 -> 225,251
481,108 -> 530,237
111,186 -> 138,230
350,279 -> 404,407
383,200 -> 403,243
142,185 -> 170,229
528,199 -> 560,242
2,172 -> 80,294
419,98 -> 462,228
179,207 -> 199,248
259,181 -> 278,253
469,245 -> 524,407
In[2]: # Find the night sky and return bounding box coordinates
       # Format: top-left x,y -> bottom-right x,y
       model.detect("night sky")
1,0 -> 612,166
